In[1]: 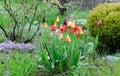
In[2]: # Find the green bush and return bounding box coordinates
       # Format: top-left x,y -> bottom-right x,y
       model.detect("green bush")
87,3 -> 120,52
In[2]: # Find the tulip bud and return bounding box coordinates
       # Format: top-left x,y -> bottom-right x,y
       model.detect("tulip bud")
56,29 -> 60,35
70,29 -> 74,34
59,33 -> 63,40
70,23 -> 75,29
59,24 -> 64,32
74,26 -> 78,31
54,22 -> 57,27
76,30 -> 83,37
56,16 -> 59,22
51,25 -> 56,31
97,20 -> 102,26
44,23 -> 48,29
66,35 -> 71,43
68,21 -> 72,27
64,17 -> 68,26
42,16 -> 46,23
50,32 -> 53,37
76,33 -> 80,37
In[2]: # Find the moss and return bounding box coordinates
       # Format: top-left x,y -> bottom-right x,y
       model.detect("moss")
87,3 -> 120,52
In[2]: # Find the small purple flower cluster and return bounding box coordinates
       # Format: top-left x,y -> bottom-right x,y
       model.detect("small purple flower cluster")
0,40 -> 36,53
16,43 -> 36,50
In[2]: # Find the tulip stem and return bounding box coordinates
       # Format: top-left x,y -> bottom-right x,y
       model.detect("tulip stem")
98,27 -> 101,36
44,44 -> 52,62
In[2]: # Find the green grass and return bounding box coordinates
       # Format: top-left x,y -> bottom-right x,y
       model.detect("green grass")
0,52 -> 38,76
61,54 -> 120,76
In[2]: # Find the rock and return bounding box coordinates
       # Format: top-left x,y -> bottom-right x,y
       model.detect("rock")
77,19 -> 87,25
103,55 -> 120,64
4,71 -> 11,76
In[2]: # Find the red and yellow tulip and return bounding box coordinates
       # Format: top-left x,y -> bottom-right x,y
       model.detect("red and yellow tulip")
70,20 -> 76,29
66,35 -> 71,43
59,24 -> 67,33
75,26 -> 83,37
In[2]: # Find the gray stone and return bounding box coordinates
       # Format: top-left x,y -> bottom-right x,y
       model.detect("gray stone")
103,55 -> 120,64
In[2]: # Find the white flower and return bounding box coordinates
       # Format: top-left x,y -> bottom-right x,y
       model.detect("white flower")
59,33 -> 63,40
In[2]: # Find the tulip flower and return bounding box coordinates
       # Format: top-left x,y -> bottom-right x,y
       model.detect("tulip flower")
56,29 -> 61,35
68,20 -> 76,28
70,29 -> 74,34
59,33 -> 63,40
64,17 -> 68,26
66,35 -> 71,43
75,26 -> 83,37
50,32 -> 53,37
63,26 -> 67,32
74,26 -> 78,31
70,23 -> 75,29
68,21 -> 72,27
79,30 -> 83,35
42,16 -> 46,23
44,23 -> 48,29
59,24 -> 67,33
51,24 -> 56,31
76,29 -> 83,37
59,24 -> 64,30
74,26 -> 83,32
76,32 -> 80,37
56,16 -> 59,23
97,20 -> 102,26
54,22 -> 57,27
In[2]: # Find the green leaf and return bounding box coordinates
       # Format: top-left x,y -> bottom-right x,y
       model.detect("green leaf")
93,34 -> 99,50
85,42 -> 94,54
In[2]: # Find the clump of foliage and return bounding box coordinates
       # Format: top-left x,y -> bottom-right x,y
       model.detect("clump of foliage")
0,52 -> 38,76
0,0 -> 42,43
87,3 -> 120,52
37,16 -> 99,75
38,17 -> 84,75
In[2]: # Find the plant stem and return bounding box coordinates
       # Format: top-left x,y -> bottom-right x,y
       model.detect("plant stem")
44,44 -> 52,62
28,3 -> 39,32
0,25 -> 8,38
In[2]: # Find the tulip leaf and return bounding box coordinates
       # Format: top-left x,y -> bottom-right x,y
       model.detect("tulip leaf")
93,34 -> 99,50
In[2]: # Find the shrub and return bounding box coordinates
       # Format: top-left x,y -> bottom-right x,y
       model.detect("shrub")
0,0 -> 42,43
44,0 -> 69,15
87,3 -> 120,52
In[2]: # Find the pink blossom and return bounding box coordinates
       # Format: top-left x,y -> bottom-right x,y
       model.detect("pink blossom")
97,20 -> 102,26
